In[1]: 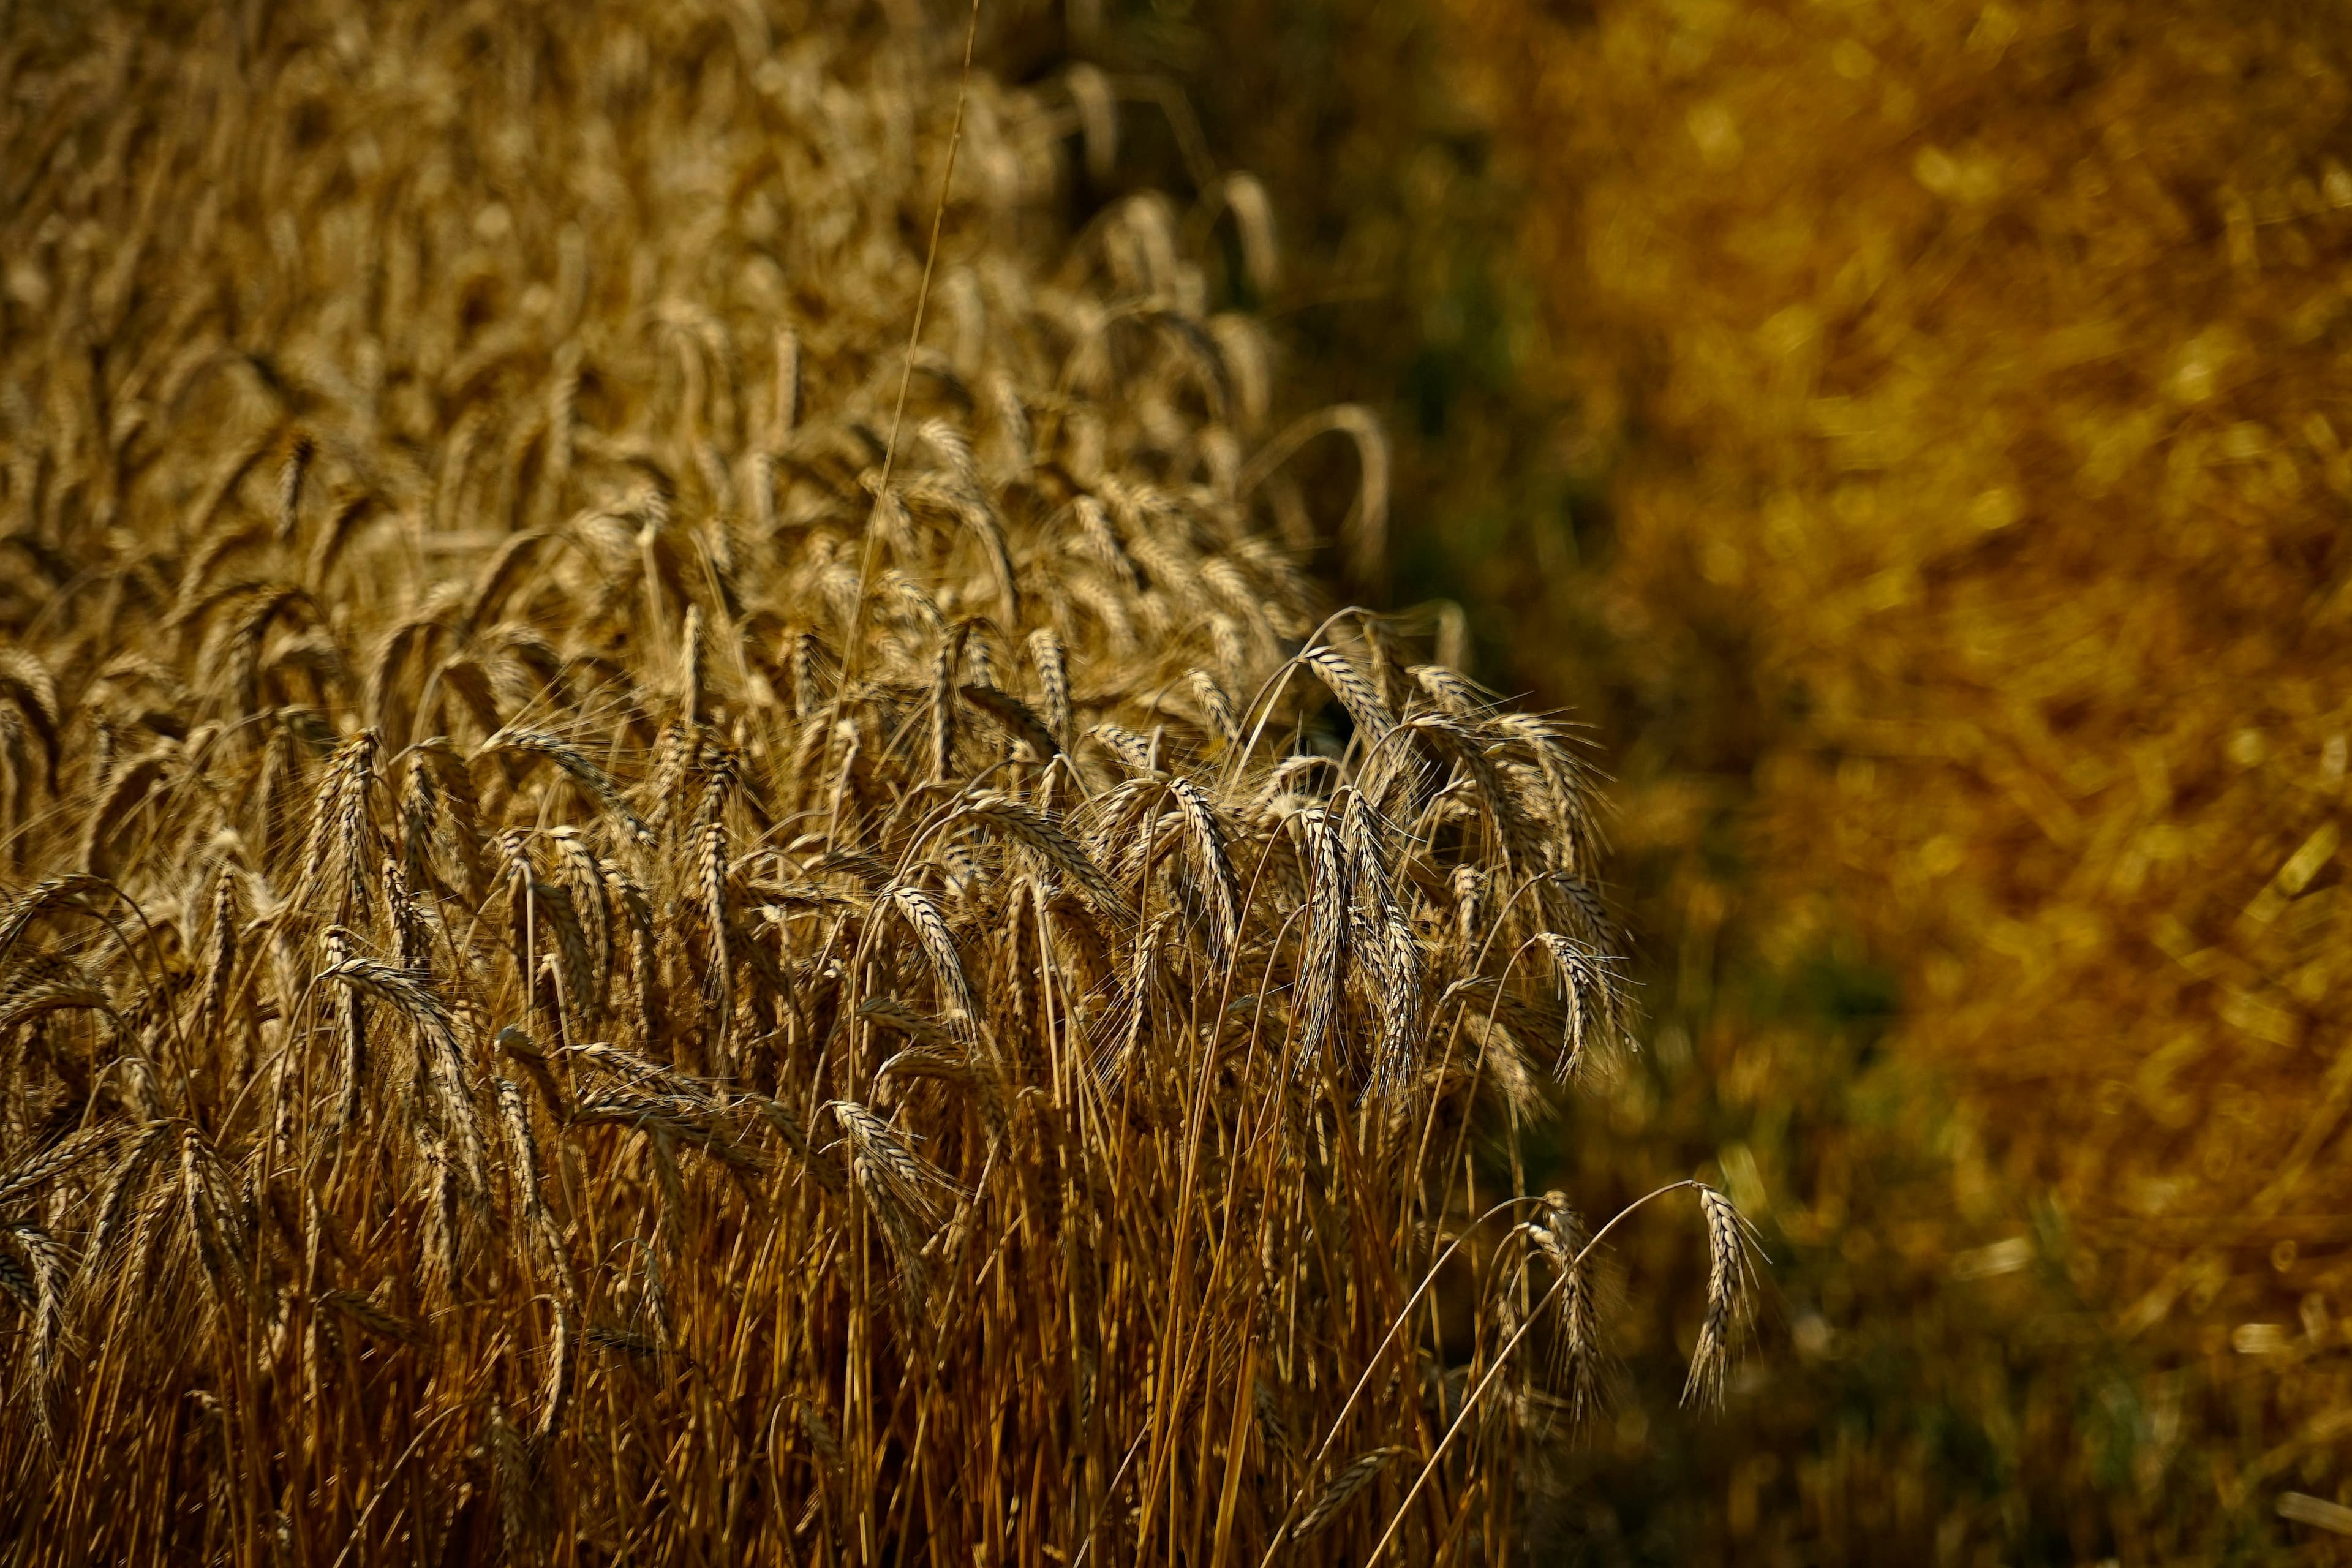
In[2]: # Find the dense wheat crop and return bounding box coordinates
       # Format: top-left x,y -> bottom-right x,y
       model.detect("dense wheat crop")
1406,0 -> 2352,1557
0,1 -> 1760,1562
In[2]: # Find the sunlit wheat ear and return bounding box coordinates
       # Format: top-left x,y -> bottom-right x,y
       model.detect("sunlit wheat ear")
694,786 -> 731,1044
1529,1194 -> 1605,1427
536,1295 -> 578,1446
829,1099 -> 953,1303
1533,931 -> 1626,1081
8,1221 -> 66,1403
0,1125 -> 118,1211
1683,1184 -> 1758,1408
1291,803 -> 1348,1066
887,883 -> 977,1038
196,872 -> 238,1042
952,793 -> 1131,925
1166,776 -> 1239,967
323,925 -> 368,1133
1308,649 -> 1392,747
1293,1447 -> 1404,1541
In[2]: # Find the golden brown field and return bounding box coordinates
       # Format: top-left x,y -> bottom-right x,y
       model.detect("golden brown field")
0,2 -> 1757,1562
22,0 -> 2352,1560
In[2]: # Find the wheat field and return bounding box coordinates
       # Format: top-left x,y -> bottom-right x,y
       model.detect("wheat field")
0,1 -> 1753,1562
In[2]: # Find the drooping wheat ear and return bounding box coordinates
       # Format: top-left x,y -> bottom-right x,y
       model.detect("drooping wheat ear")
1491,713 -> 1607,870
1532,931 -> 1627,1082
952,793 -> 1134,926
695,777 -> 732,1046
886,884 -> 977,1039
1302,644 -> 1395,744
1088,722 -> 1159,775
176,1126 -> 241,1303
495,1076 -> 545,1214
397,752 -> 440,893
0,964 -> 107,1032
929,638 -> 959,784
0,1245 -> 37,1317
588,861 -> 653,1052
0,876 -> 104,960
274,429 -> 315,545
957,683 -> 1061,761
573,1045 -> 726,1120
1408,662 -> 1488,719
1543,871 -> 1613,949
1450,863 -> 1483,952
316,1287 -> 421,1346
1683,1184 -> 1757,1408
495,1027 -> 573,1126
1187,668 -> 1240,746
1291,804 -> 1349,1066
196,872 -> 238,1043
323,954 -> 489,1194
0,648 -> 61,795
1071,494 -> 1137,590
7,1221 -> 67,1383
745,1093 -> 842,1196
680,601 -> 707,721
77,750 -> 165,877
859,995 -> 959,1054
1532,1196 -> 1604,1426
81,1123 -> 163,1284
1374,904 -> 1426,1090
293,730 -> 378,921
549,827 -> 611,1009
1293,1447 -> 1405,1541
0,1123 -> 119,1210
1166,777 -> 1240,968
323,925 -> 368,1133
484,731 -> 652,846
535,882 -> 597,1046
537,1295 -> 578,1446
488,1398 -> 546,1564
875,1038 -> 971,1085
644,722 -> 695,838
829,1099 -> 954,1303
827,1100 -> 953,1219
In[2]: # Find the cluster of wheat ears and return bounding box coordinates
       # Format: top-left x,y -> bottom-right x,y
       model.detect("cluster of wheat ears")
0,1 -> 1750,1561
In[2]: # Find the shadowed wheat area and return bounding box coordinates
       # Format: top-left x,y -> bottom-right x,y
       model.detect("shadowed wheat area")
0,1 -> 1749,1562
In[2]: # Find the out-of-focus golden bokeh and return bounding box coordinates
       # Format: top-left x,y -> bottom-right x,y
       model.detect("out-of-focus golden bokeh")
1114,0 -> 2352,1557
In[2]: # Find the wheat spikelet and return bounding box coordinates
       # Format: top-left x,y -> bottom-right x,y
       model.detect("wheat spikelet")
1682,1185 -> 1756,1409
1294,1447 -> 1404,1540
886,884 -> 978,1039
1302,644 -> 1395,742
323,925 -> 369,1133
957,682 -> 1060,761
951,793 -> 1133,926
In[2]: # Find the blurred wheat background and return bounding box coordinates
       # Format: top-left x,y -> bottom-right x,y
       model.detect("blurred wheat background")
1076,0 -> 2352,1560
